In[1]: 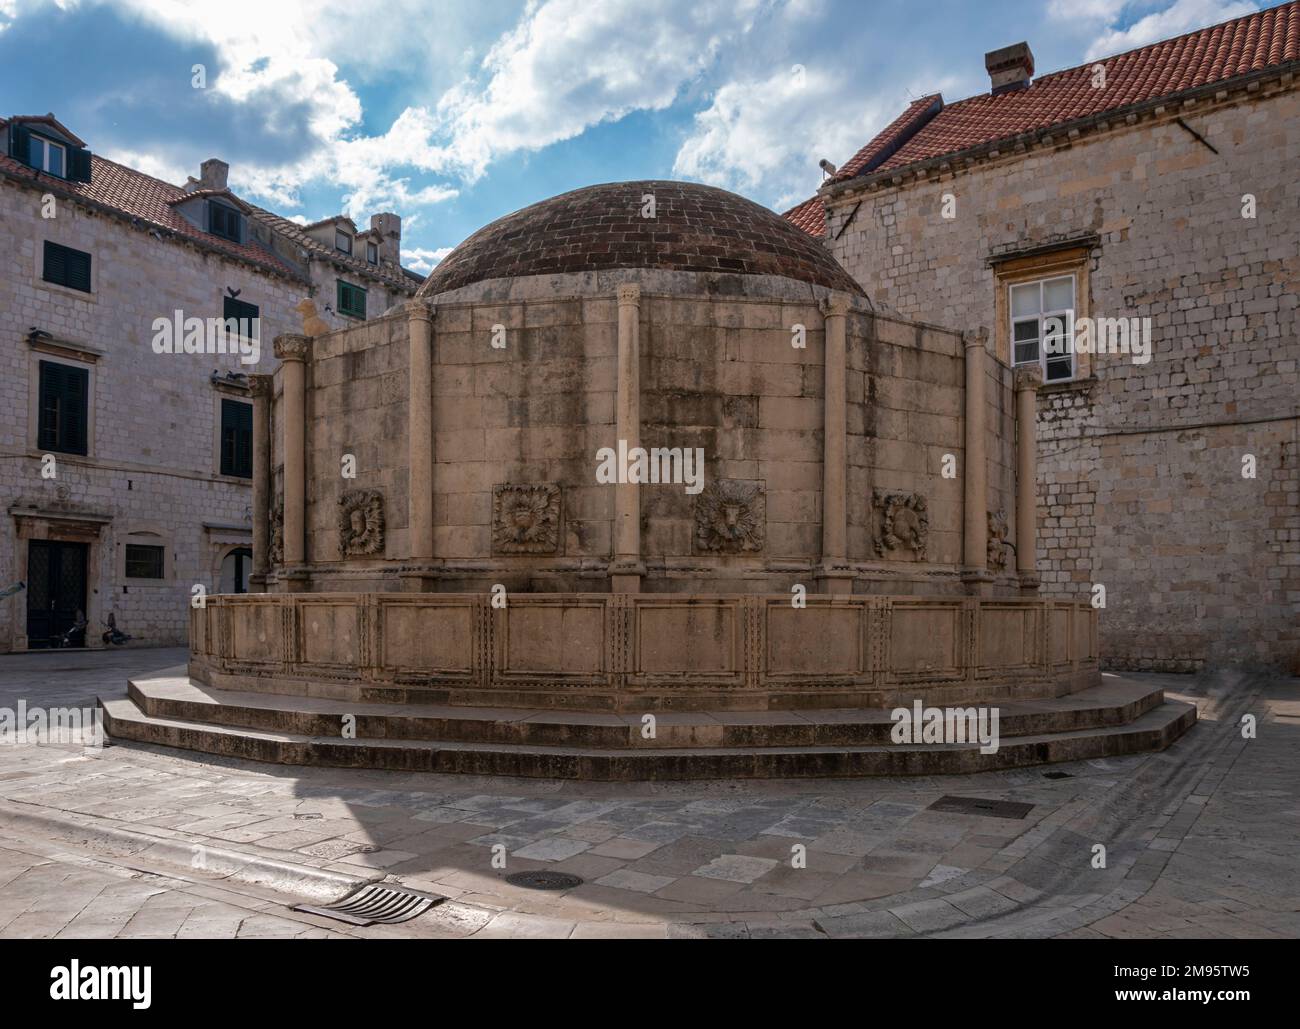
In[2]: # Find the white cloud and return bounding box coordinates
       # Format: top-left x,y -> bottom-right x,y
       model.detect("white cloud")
674,64 -> 962,209
74,0 -> 773,217
401,246 -> 454,275
423,0 -> 767,182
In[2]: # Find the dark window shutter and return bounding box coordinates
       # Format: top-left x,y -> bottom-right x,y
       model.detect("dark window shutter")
220,399 -> 253,478
66,248 -> 91,292
67,147 -> 92,183
43,240 -> 66,285
10,123 -> 31,164
223,296 -> 259,324
63,365 -> 88,454
38,363 -> 61,450
38,361 -> 89,456
337,280 -> 366,319
43,241 -> 92,292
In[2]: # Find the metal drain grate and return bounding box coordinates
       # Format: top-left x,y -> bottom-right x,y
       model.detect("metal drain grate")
928,795 -> 1034,820
292,883 -> 443,926
506,870 -> 583,891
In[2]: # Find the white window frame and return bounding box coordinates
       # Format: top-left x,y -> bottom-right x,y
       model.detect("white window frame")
30,134 -> 66,176
1009,273 -> 1076,383
335,229 -> 353,254
366,241 -> 378,264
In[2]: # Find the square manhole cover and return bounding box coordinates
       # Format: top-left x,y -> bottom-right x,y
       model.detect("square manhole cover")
928,795 -> 1034,820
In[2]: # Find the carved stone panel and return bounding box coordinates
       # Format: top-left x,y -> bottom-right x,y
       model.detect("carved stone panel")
872,489 -> 928,561
695,479 -> 765,553
269,498 -> 284,567
339,489 -> 385,556
493,483 -> 561,555
988,509 -> 1009,571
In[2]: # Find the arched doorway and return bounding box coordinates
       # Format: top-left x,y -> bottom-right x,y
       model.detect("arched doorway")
219,547 -> 252,594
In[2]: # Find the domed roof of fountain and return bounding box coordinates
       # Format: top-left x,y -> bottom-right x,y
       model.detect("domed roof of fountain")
416,180 -> 864,298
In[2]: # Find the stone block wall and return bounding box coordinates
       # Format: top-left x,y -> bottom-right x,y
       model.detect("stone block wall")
0,177 -> 304,650
825,82 -> 1300,669
280,280 -> 1018,595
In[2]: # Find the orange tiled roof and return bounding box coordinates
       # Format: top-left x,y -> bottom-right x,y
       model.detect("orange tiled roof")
785,2 -> 1300,232
832,95 -> 944,182
1,120 -> 423,290
783,193 -> 827,236
0,138 -> 304,281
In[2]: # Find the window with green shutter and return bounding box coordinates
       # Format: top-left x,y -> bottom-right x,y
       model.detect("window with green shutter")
337,280 -> 366,319
38,361 -> 89,456
223,296 -> 259,339
220,399 -> 253,478
43,241 -> 92,292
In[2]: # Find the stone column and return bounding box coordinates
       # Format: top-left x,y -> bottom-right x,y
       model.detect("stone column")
273,334 -> 310,593
401,302 -> 438,592
818,293 -> 854,595
1015,365 -> 1043,590
962,329 -> 991,592
611,284 -> 644,592
248,373 -> 273,593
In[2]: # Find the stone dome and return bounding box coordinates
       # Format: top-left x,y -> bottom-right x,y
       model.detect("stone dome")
416,180 -> 864,298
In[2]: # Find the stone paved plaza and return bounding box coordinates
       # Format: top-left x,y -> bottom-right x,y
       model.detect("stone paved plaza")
0,648 -> 1296,939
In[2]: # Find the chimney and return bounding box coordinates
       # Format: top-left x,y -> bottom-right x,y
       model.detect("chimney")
200,158 -> 229,191
370,213 -> 401,265
985,42 -> 1034,95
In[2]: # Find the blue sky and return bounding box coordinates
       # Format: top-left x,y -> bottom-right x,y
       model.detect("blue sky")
0,0 -> 1262,273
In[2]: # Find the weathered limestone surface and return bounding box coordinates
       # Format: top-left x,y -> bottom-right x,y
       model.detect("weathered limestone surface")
273,275 -> 1022,597
826,85 -> 1300,670
190,591 -> 1099,712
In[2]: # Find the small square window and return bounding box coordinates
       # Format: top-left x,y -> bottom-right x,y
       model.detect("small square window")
43,240 -> 92,292
223,296 -> 260,340
28,135 -> 66,176
210,203 -> 242,242
124,544 -> 165,580
337,280 -> 366,319
336,229 -> 353,254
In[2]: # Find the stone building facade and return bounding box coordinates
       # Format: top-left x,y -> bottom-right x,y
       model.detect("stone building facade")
787,5 -> 1300,671
0,114 -> 420,651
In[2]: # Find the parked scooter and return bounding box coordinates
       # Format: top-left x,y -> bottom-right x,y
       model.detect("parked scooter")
101,612 -> 134,646
55,610 -> 88,648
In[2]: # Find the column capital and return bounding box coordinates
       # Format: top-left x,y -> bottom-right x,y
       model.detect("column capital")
406,300 -> 435,324
819,293 -> 852,319
1014,365 -> 1044,392
248,373 -> 274,398
273,334 -> 311,362
962,326 -> 989,350
616,283 -> 641,307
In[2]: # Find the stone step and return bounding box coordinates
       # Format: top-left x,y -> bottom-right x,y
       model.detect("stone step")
99,693 -> 1197,781
125,671 -> 1165,750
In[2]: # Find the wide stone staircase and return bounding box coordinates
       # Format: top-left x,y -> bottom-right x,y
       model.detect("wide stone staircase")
100,670 -> 1196,780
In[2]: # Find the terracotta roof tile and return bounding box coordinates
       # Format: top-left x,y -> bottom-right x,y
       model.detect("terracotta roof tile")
247,204 -> 420,292
786,2 -> 1300,232
782,193 -> 827,236
0,121 -> 422,291
875,1 -> 1299,174
0,144 -> 304,281
832,94 -> 944,181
